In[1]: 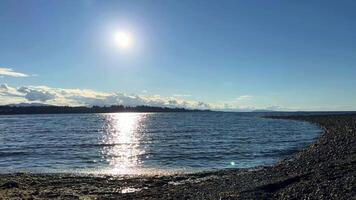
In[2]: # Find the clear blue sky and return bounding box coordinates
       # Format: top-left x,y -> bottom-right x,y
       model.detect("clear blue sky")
0,0 -> 355,111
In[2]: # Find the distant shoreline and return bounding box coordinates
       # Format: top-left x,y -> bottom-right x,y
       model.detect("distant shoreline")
1,105 -> 355,116
0,114 -> 355,199
0,105 -> 211,115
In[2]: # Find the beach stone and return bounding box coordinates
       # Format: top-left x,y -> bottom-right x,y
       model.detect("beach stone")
1,181 -> 19,189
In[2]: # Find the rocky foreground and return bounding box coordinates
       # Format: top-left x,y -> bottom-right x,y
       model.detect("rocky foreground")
1,114 -> 355,199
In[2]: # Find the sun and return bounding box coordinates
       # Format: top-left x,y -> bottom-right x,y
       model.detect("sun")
114,32 -> 133,49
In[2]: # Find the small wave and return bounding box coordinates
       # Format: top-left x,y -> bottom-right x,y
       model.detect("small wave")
0,151 -> 29,157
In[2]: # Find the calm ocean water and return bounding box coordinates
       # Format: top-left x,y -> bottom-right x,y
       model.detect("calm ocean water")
0,112 -> 321,175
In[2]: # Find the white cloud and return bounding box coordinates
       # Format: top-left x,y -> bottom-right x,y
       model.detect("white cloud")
0,84 -> 212,109
237,95 -> 253,101
0,67 -> 29,77
17,86 -> 56,102
173,94 -> 191,97
4,84 -> 326,111
0,83 -> 9,90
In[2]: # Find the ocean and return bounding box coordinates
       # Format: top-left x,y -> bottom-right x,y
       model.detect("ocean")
0,112 -> 321,175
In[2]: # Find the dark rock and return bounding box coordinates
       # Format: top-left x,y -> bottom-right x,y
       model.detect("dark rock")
1,181 -> 19,189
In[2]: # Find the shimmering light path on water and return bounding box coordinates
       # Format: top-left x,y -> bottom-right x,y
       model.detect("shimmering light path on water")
0,112 -> 321,175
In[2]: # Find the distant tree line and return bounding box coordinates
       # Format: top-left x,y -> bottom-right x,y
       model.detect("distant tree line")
0,105 -> 211,115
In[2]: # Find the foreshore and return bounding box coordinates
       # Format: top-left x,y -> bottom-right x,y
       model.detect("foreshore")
1,114 -> 355,199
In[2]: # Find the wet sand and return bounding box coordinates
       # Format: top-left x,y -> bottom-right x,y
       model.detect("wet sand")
1,114 -> 355,199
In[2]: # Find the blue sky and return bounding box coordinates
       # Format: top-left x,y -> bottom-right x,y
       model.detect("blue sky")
0,0 -> 356,111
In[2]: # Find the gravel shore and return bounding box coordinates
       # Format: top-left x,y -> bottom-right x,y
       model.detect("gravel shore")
1,114 -> 355,199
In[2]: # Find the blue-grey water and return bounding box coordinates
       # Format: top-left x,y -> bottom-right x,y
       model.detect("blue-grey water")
0,112 -> 321,175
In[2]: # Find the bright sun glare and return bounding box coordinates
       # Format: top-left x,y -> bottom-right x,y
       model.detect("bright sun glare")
114,31 -> 133,49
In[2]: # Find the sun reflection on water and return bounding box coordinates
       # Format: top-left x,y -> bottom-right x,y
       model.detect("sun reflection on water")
101,113 -> 146,174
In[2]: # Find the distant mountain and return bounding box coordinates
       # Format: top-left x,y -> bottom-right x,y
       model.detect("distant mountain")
0,105 -> 211,115
251,109 -> 277,112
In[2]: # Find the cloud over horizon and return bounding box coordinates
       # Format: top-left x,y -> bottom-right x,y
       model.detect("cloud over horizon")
0,67 -> 29,77
1,83 -> 348,111
237,95 -> 253,101
0,83 -> 213,109
1,83 -> 308,111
